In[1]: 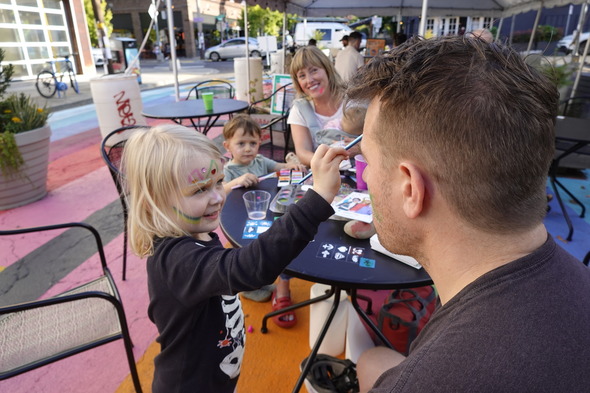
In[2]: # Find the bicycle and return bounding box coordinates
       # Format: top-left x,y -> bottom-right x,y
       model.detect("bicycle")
35,54 -> 79,98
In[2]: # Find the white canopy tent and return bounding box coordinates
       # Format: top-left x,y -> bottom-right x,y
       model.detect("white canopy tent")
246,0 -> 586,18
164,0 -> 590,100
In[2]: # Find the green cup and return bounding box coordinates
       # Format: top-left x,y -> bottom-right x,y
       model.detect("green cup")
202,92 -> 214,112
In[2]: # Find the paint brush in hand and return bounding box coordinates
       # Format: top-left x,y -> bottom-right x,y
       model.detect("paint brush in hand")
297,134 -> 363,184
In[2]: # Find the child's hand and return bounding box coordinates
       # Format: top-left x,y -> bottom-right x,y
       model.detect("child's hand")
236,173 -> 259,189
310,144 -> 347,203
286,162 -> 308,172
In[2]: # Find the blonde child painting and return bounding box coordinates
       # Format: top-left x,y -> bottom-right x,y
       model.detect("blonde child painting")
121,124 -> 347,393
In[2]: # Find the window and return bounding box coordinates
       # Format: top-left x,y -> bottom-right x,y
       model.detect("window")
19,10 -> 42,24
317,29 -> 331,40
49,29 -> 66,42
0,8 -> 16,23
23,28 -> 45,42
225,39 -> 243,46
45,12 -> 64,26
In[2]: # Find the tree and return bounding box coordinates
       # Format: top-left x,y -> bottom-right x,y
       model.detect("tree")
84,0 -> 113,47
239,5 -> 285,37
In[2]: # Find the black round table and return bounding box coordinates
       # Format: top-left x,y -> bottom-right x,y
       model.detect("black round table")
142,98 -> 249,135
220,178 -> 432,393
221,178 -> 431,289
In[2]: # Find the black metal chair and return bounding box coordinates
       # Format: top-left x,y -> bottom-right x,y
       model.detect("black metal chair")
560,96 -> 590,119
184,80 -> 236,129
0,222 -> 143,392
550,116 -> 590,241
100,125 -> 149,281
185,79 -> 235,100
248,82 -> 295,159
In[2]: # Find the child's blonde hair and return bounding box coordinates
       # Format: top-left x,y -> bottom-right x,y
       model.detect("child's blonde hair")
222,114 -> 262,140
121,124 -> 224,257
341,102 -> 368,136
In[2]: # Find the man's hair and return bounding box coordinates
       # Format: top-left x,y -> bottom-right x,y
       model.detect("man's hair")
348,36 -> 559,233
290,45 -> 345,102
349,31 -> 362,41
121,124 -> 224,257
223,114 -> 262,140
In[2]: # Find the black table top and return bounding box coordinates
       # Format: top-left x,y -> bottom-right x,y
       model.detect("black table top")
142,98 -> 249,119
220,178 -> 432,289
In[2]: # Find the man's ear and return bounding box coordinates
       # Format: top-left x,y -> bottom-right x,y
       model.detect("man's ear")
222,140 -> 230,152
398,162 -> 426,219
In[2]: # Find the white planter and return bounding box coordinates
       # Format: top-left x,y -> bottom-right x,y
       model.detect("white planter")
0,124 -> 51,210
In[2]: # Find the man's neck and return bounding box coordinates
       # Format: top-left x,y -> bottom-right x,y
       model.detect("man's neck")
423,223 -> 547,305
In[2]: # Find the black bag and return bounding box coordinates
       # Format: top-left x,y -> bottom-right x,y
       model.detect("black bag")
301,354 -> 359,393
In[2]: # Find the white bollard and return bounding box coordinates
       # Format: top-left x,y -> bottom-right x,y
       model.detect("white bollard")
90,74 -> 147,144
309,283 -> 349,356
234,57 -> 263,102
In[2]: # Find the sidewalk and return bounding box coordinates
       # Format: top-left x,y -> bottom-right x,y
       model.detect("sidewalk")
6,58 -> 234,113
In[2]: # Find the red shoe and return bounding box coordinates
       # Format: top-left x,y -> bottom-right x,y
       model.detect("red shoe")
271,291 -> 297,328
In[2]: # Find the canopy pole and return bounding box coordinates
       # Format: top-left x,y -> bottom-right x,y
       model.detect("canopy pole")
243,0 -> 250,103
419,0 -> 429,36
570,0 -> 590,100
572,1 -> 589,57
166,0 -> 179,101
283,10 -> 287,73
495,18 -> 504,43
509,14 -> 516,45
526,6 -> 542,55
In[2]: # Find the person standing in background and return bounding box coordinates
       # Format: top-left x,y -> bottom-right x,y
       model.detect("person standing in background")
335,31 -> 364,82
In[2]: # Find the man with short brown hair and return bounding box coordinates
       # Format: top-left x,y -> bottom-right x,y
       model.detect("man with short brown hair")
335,31 -> 364,82
349,36 -> 590,392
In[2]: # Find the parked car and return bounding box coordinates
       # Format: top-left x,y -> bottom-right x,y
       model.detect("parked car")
92,48 -> 105,66
557,31 -> 590,55
204,38 -> 265,61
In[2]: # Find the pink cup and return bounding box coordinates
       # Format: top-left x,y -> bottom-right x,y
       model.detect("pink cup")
355,154 -> 368,190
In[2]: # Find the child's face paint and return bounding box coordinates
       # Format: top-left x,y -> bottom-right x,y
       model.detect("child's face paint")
223,128 -> 261,166
173,157 -> 226,240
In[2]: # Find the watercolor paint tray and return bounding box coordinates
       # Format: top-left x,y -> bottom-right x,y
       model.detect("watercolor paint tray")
269,184 -> 307,214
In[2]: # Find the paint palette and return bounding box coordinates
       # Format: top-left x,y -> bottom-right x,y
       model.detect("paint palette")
269,184 -> 307,213
277,169 -> 304,187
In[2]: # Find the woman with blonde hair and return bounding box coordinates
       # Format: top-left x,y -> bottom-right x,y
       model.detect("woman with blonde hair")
287,45 -> 348,166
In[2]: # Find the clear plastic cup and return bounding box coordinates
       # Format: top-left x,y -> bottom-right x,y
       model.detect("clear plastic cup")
242,190 -> 271,220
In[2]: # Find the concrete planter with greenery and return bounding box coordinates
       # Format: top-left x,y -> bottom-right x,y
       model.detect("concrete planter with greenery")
0,124 -> 51,210
0,48 -> 51,210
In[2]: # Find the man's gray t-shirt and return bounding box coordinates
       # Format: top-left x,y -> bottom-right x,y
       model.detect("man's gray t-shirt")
371,236 -> 590,392
224,154 -> 279,181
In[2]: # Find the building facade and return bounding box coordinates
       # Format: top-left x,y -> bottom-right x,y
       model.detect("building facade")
0,0 -> 95,79
109,0 -> 244,59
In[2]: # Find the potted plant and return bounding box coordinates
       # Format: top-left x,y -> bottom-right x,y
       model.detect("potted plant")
0,48 -> 51,210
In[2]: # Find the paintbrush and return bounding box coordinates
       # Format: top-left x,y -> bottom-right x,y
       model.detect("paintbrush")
231,171 -> 278,189
297,134 -> 363,184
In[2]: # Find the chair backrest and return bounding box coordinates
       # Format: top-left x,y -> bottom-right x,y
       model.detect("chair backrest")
101,125 -> 149,191
560,96 -> 590,119
248,82 -> 294,116
186,79 -> 234,100
0,222 -> 143,392
553,115 -> 590,169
